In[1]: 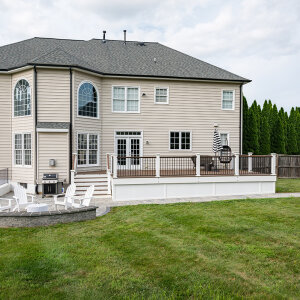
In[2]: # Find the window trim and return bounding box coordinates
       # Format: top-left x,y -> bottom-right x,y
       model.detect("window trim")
77,80 -> 100,120
220,132 -> 230,146
112,85 -> 140,113
169,130 -> 192,151
12,132 -> 33,168
221,89 -> 235,111
77,132 -> 100,167
154,86 -> 169,104
12,78 -> 32,118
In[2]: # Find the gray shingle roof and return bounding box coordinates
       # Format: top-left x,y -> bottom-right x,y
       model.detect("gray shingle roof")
37,122 -> 70,129
0,37 -> 250,82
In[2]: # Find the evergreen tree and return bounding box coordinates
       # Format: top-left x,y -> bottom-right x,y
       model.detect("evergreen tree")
287,108 -> 298,154
259,114 -> 271,154
242,97 -> 250,153
271,115 -> 286,154
296,110 -> 300,154
248,108 -> 259,153
279,107 -> 288,150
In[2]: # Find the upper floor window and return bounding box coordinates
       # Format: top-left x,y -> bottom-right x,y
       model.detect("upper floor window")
78,82 -> 98,118
14,133 -> 32,166
113,86 -> 139,113
222,90 -> 234,110
170,131 -> 191,150
14,79 -> 31,117
155,87 -> 169,104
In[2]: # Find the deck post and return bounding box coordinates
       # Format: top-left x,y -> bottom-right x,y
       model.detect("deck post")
196,153 -> 201,176
234,154 -> 239,176
156,154 -> 160,177
113,155 -> 118,179
70,170 -> 75,184
271,153 -> 276,175
248,152 -> 253,173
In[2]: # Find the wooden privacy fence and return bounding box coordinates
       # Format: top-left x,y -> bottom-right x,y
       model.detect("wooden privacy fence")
277,155 -> 300,178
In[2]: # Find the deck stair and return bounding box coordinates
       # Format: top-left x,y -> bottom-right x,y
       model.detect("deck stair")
74,172 -> 111,199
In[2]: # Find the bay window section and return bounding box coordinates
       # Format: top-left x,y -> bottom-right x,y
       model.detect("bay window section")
113,86 -> 139,112
14,133 -> 32,166
77,133 -> 99,166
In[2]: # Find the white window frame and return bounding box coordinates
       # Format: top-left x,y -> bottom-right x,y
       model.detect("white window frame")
77,132 -> 100,167
77,80 -> 100,119
13,132 -> 32,167
220,132 -> 230,146
12,78 -> 32,118
112,86 -> 140,113
154,87 -> 169,104
169,130 -> 192,151
221,89 -> 235,111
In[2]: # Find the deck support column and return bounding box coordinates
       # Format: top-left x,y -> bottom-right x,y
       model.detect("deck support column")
248,152 -> 253,173
196,153 -> 201,176
113,155 -> 118,179
156,154 -> 160,178
234,154 -> 239,176
271,153 -> 277,175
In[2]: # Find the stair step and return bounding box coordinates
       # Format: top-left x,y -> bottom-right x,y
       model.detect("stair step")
77,186 -> 108,191
76,191 -> 110,196
75,182 -> 108,187
75,174 -> 107,179
74,178 -> 108,183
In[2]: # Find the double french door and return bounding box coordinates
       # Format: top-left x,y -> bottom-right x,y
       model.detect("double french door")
115,132 -> 142,169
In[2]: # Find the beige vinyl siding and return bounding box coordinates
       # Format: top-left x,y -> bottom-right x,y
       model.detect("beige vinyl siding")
37,69 -> 70,122
11,69 -> 35,184
0,75 -> 12,172
73,70 -> 102,171
38,132 -> 69,183
101,78 -> 240,169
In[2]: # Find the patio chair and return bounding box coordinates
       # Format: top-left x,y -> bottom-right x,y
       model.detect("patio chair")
71,185 -> 94,208
54,183 -> 76,210
0,197 -> 13,212
13,185 -> 36,212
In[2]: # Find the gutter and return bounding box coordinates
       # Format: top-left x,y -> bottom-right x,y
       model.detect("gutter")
34,66 -> 38,193
69,68 -> 73,183
240,83 -> 243,155
1,63 -> 252,83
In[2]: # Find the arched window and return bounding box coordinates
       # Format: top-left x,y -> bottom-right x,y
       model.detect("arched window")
14,79 -> 31,117
78,82 -> 98,118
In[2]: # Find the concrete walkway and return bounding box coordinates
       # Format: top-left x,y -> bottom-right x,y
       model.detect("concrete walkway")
100,192 -> 300,208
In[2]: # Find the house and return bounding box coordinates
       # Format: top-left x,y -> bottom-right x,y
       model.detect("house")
0,33 -> 276,200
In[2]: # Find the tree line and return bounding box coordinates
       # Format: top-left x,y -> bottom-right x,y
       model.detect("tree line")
243,98 -> 300,155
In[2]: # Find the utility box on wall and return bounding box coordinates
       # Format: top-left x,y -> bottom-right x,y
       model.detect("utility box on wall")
49,159 -> 56,167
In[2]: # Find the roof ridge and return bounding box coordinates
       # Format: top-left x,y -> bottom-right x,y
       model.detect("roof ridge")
33,36 -> 86,42
90,38 -> 158,44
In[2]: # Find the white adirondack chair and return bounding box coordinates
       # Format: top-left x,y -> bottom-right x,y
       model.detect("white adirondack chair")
71,185 -> 94,208
0,198 -> 13,212
54,183 -> 76,210
13,185 -> 35,212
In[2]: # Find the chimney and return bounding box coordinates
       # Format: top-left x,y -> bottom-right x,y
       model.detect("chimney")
123,30 -> 127,44
102,30 -> 106,42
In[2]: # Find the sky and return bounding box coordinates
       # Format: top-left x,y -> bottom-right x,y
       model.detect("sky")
0,0 -> 299,111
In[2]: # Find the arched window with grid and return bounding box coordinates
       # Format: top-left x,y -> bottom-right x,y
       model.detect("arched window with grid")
14,79 -> 31,117
78,82 -> 98,118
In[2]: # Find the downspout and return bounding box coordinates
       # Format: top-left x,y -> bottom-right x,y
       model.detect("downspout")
239,83 -> 243,155
69,68 -> 73,183
34,66 -> 38,193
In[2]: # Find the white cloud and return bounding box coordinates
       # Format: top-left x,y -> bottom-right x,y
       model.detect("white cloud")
0,0 -> 299,110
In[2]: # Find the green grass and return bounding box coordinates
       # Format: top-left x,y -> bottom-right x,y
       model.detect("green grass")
1,198 -> 300,299
276,178 -> 300,193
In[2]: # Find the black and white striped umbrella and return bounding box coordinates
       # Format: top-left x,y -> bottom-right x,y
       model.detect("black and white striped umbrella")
213,129 -> 223,153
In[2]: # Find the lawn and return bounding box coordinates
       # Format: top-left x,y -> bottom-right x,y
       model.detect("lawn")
276,178 -> 300,193
1,198 -> 300,299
